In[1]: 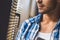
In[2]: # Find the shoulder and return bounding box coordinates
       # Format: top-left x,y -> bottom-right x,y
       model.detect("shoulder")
25,14 -> 41,24
16,14 -> 42,40
19,15 -> 39,30
20,16 -> 36,28
20,14 -> 42,28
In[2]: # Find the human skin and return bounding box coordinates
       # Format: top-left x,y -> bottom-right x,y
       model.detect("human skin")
36,0 -> 57,14
36,0 -> 59,33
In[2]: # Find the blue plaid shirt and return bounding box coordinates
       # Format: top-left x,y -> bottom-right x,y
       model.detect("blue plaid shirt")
16,14 -> 60,40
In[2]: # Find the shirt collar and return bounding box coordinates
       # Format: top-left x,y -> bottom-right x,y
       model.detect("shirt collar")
35,13 -> 42,23
53,19 -> 60,30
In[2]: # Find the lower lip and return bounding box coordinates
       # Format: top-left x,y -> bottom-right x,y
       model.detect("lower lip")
38,6 -> 43,9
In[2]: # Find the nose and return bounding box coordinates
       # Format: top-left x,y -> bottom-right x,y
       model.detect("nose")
37,0 -> 42,3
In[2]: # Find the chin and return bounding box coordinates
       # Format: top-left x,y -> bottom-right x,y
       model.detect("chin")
38,10 -> 46,14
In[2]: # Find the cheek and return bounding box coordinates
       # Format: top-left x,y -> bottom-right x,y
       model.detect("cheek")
43,0 -> 52,6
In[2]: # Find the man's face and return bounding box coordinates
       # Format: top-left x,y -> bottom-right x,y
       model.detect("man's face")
36,0 -> 57,14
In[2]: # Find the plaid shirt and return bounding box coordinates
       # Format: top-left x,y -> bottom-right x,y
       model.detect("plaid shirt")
16,14 -> 60,40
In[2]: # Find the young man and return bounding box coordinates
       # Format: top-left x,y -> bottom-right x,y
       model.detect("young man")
16,0 -> 60,40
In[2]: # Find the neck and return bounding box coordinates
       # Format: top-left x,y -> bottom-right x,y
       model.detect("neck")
41,4 -> 60,22
41,10 -> 59,23
39,13 -> 58,33
39,4 -> 60,33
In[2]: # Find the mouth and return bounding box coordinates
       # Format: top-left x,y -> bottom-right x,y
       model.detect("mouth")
38,4 -> 44,9
39,5 -> 43,7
